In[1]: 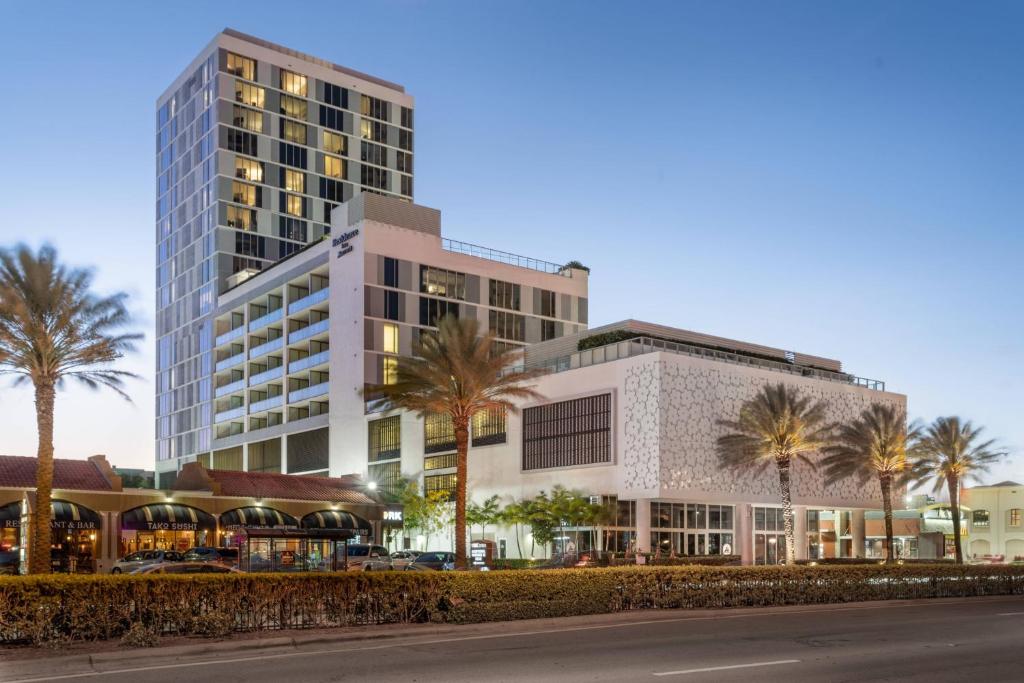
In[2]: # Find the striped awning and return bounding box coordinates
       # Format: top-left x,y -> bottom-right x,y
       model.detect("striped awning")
301,509 -> 372,534
1,499 -> 100,530
121,503 -> 216,532
220,506 -> 298,529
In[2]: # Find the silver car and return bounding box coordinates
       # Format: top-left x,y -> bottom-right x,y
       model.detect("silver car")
388,549 -> 422,569
342,544 -> 392,571
111,550 -> 183,574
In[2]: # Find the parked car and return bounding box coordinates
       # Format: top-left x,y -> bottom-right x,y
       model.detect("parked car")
388,550 -> 422,569
182,547 -> 239,566
111,550 -> 183,574
341,544 -> 392,571
405,551 -> 456,571
0,550 -> 19,575
134,561 -> 241,575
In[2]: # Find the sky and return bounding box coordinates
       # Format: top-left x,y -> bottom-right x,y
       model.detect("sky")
0,1 -> 1021,487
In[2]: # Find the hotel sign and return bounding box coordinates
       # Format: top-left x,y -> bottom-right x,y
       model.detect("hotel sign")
332,229 -> 359,259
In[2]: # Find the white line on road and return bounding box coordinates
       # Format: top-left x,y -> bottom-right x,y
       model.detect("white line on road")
998,612 -> 1024,616
653,659 -> 800,677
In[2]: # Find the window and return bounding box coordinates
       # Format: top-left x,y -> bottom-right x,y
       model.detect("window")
424,453 -> 456,471
280,94 -> 307,120
361,141 -> 387,167
400,106 -> 413,129
281,119 -> 307,144
319,178 -> 346,202
226,52 -> 255,80
399,129 -> 413,151
323,83 -> 347,108
522,393 -> 611,470
754,507 -> 786,531
973,510 -> 990,528
383,257 -> 399,287
396,151 -> 413,173
368,461 -> 401,497
232,105 -> 262,132
489,280 -> 520,310
280,70 -> 307,96
360,119 -> 387,142
232,181 -> 258,206
539,289 -> 556,317
235,157 -> 263,182
368,415 -> 401,462
323,130 -> 347,155
320,105 -> 346,132
283,169 -> 305,193
361,94 -> 390,121
279,143 -> 307,169
235,82 -> 264,108
489,310 -> 524,341
384,290 -> 400,321
235,232 -> 265,259
382,356 -> 398,385
324,155 -> 345,179
226,206 -> 256,230
278,216 -> 307,242
420,266 -> 466,300
472,407 -> 507,447
424,473 -> 456,500
420,297 -> 459,327
541,319 -> 557,341
424,412 -> 456,454
283,193 -> 304,217
227,130 -> 258,156
400,175 -> 413,197
1011,509 -> 1022,527
361,165 -> 388,190
382,323 -> 398,354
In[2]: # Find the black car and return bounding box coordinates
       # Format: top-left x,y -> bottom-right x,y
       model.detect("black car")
405,551 -> 456,571
182,547 -> 239,565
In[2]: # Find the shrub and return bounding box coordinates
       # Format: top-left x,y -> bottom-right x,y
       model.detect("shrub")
120,622 -> 158,648
2,564 -> 1023,646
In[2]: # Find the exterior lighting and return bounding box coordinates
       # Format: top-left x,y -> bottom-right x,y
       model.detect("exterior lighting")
89,533 -> 96,542
367,481 -> 378,491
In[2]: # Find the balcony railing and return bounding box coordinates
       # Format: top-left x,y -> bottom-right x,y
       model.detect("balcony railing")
533,337 -> 886,391
249,366 -> 284,387
249,395 -> 284,413
288,287 -> 329,315
288,318 -> 329,344
215,352 -> 246,373
288,382 -> 329,404
289,350 -> 329,374
249,337 -> 284,359
215,326 -> 245,347
442,238 -> 572,277
214,406 -> 246,423
214,378 -> 246,399
248,308 -> 283,333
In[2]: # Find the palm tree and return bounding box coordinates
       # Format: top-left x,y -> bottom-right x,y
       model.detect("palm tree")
716,383 -> 833,565
367,315 -> 545,567
821,404 -> 919,562
910,416 -> 1006,564
501,500 -> 527,559
0,245 -> 140,574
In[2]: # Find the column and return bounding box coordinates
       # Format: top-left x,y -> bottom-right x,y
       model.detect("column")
794,506 -> 808,561
852,509 -> 866,559
635,498 -> 651,554
737,503 -> 753,565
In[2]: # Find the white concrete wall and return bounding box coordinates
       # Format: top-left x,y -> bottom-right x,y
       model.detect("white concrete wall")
962,485 -> 1024,560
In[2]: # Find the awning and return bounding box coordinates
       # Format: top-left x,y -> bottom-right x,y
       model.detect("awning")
121,503 -> 216,532
301,509 -> 372,535
1,499 -> 100,530
220,506 -> 298,529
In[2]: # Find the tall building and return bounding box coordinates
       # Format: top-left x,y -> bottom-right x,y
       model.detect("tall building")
156,30 -> 415,475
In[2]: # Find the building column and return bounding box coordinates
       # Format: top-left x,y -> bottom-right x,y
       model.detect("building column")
635,498 -> 651,553
852,509 -> 866,559
794,506 -> 808,561
737,503 -> 753,565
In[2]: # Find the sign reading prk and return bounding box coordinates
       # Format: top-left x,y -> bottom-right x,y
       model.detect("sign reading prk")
333,229 -> 359,259
384,510 -> 403,522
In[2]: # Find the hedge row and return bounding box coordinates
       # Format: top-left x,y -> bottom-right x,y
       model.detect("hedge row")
3,564 -> 1024,646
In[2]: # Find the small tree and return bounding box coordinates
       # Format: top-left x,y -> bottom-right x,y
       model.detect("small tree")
501,500 -> 528,559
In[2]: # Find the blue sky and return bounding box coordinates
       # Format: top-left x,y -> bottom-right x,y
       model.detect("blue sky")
0,1 -> 1021,486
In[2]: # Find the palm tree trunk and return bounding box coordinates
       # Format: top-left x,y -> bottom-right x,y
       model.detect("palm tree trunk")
880,475 -> 894,563
514,521 -> 523,559
453,417 -> 469,568
30,380 -> 56,575
777,459 -> 796,565
948,476 -> 963,564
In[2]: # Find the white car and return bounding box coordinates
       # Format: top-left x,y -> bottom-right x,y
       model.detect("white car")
111,550 -> 183,574
388,550 -> 422,569
342,544 -> 393,571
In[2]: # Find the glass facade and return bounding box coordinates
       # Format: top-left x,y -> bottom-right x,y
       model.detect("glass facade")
650,502 -> 734,555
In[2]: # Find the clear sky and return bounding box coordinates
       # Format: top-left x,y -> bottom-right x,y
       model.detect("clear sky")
0,1 -> 1021,487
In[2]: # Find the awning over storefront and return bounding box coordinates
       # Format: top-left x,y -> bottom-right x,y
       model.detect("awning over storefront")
1,499 -> 100,530
301,509 -> 372,535
220,506 -> 298,529
121,503 -> 216,532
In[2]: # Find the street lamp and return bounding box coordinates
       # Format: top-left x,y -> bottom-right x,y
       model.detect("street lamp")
367,481 -> 378,491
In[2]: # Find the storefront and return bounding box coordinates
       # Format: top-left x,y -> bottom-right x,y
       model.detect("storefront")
119,503 -> 216,555
301,509 -> 373,542
219,506 -> 298,547
2,498 -> 101,573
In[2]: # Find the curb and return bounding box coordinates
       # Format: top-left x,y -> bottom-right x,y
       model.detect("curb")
89,635 -> 297,666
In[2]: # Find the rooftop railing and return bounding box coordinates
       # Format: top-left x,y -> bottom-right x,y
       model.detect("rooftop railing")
533,336 -> 886,391
442,238 -> 572,277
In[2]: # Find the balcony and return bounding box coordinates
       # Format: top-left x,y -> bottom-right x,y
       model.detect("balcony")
214,378 -> 246,399
214,406 -> 246,423
215,326 -> 246,347
248,308 -> 284,333
288,318 -> 329,344
289,350 -> 329,374
249,366 -> 284,387
288,287 -> 329,315
215,352 -> 246,373
249,337 -> 284,359
288,382 -> 329,404
249,395 -> 284,413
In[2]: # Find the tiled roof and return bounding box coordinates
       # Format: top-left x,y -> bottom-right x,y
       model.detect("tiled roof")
177,467 -> 377,505
0,455 -> 113,492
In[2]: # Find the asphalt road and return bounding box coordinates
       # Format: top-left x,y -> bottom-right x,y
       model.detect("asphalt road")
6,596 -> 1024,682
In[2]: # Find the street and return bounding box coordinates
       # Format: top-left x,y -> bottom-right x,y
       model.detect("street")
4,596 -> 1024,682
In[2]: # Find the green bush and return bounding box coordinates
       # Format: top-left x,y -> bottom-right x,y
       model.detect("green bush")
2,564 -> 1023,646
795,557 -> 956,566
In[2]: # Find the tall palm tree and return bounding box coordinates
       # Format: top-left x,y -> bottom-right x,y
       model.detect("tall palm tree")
821,404 -> 919,562
0,245 -> 140,574
716,383 -> 833,565
367,315 -> 544,567
910,416 -> 1006,564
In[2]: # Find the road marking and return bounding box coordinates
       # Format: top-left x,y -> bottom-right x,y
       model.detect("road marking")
653,659 -> 800,676
998,612 -> 1024,616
